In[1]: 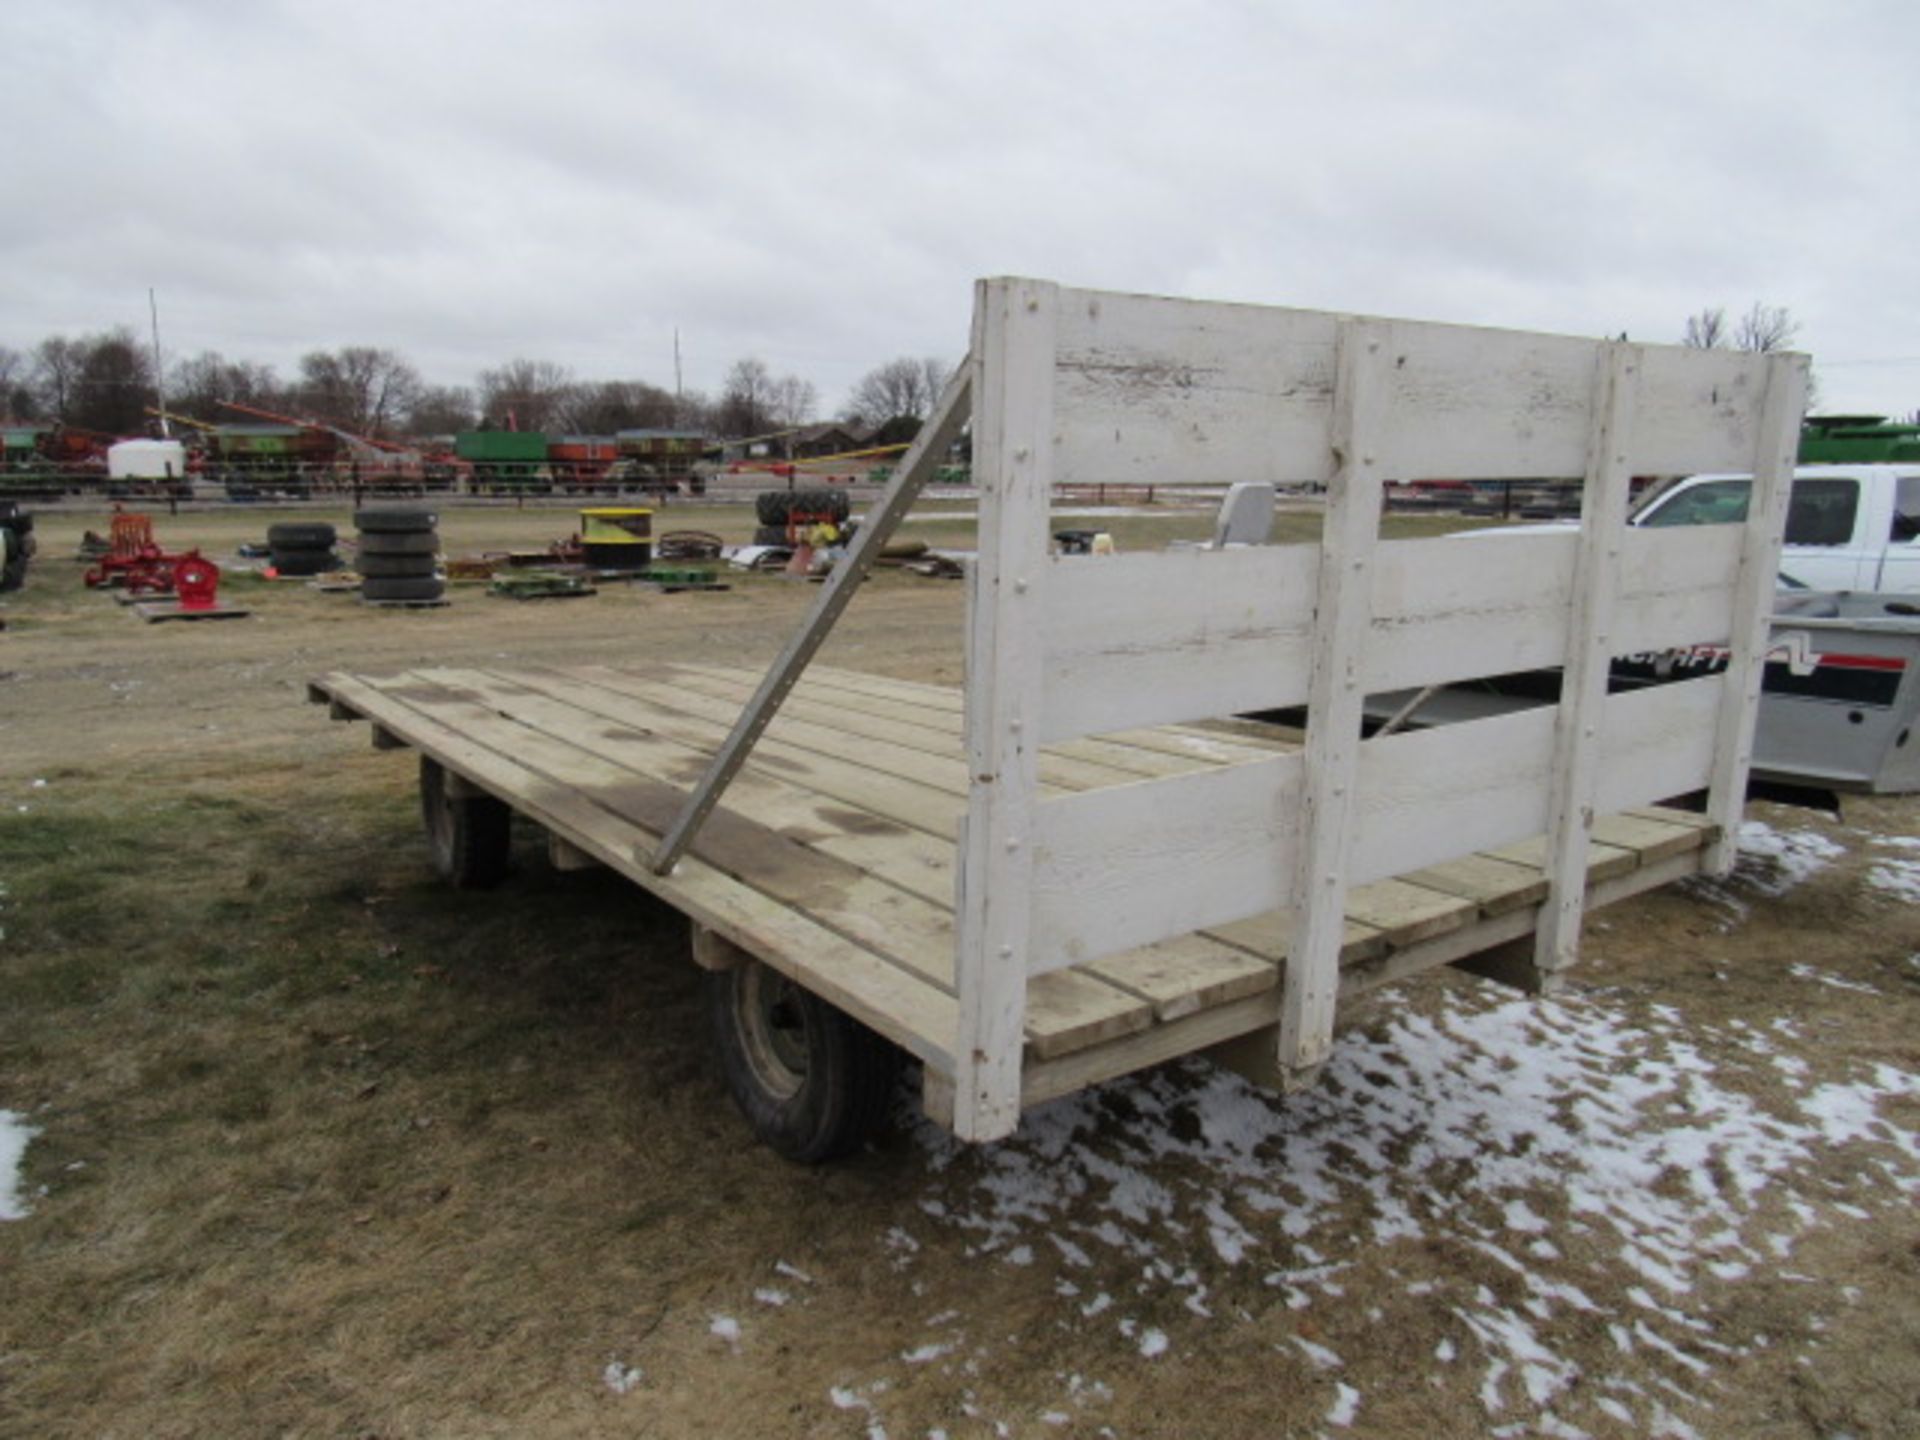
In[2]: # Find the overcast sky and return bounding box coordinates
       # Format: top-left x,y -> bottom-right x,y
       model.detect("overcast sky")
4,0 -> 1917,418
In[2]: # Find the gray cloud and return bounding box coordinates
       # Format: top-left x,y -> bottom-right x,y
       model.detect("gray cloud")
4,0 -> 1917,416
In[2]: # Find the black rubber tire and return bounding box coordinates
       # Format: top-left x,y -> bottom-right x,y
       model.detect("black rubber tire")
708,959 -> 899,1163
267,521 -> 336,548
270,547 -> 339,576
754,491 -> 791,526
419,757 -> 510,888
357,552 -> 438,579
752,525 -> 790,546
355,506 -> 438,534
792,487 -> 850,523
363,575 -> 445,602
357,531 -> 439,557
1,553 -> 25,593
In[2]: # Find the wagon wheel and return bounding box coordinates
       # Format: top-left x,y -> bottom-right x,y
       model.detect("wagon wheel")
419,757 -> 511,889
708,958 -> 899,1163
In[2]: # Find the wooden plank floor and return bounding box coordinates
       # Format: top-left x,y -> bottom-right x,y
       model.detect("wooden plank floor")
310,662 -> 1717,1102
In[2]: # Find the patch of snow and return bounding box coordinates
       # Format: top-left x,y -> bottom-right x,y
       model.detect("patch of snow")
1292,1336 -> 1343,1371
774,1260 -> 814,1285
602,1361 -> 643,1394
709,1315 -> 741,1344
1685,820 -> 1844,924
1866,858 -> 1920,902
0,1111 -> 36,1221
753,1287 -> 789,1307
1788,963 -> 1882,995
1326,1382 -> 1360,1427
901,1341 -> 956,1365
1136,1327 -> 1168,1358
907,980 -> 1920,1436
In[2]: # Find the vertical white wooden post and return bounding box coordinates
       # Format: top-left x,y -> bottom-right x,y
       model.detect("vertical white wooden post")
1278,318 -> 1393,1075
952,277 -> 1057,1141
1704,351 -> 1810,873
1532,342 -> 1641,985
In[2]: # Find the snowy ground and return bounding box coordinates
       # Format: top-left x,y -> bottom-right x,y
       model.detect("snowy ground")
634,814 -> 1919,1439
0,1110 -> 37,1222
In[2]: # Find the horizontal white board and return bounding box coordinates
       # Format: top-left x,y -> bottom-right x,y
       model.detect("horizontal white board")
1028,752 -> 1303,974
1039,546 -> 1317,742
1049,286 -> 1772,487
1040,527 -> 1743,741
1027,674 -> 1723,970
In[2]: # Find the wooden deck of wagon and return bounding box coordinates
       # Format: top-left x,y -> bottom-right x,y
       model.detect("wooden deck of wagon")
309,660 -> 1716,1109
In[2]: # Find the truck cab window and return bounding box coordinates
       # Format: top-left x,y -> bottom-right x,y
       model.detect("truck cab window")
1639,476 -> 1860,546
1783,478 -> 1858,546
1893,477 -> 1920,542
1638,479 -> 1749,526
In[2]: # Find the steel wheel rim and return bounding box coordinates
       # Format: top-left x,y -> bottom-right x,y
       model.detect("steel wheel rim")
735,964 -> 808,1101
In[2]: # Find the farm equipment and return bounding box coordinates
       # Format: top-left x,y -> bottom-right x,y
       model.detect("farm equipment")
82,511 -> 219,597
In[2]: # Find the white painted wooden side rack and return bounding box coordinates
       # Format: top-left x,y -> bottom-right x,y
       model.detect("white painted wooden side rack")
313,278 -> 1807,1146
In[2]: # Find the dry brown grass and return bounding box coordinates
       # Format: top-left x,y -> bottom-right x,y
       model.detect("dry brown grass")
1,500 -> 1916,1437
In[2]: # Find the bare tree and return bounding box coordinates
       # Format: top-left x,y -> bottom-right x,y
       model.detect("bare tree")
298,347 -> 421,436
72,329 -> 158,433
477,358 -> 575,431
32,336 -> 86,422
718,357 -> 776,437
1733,302 -> 1799,354
170,351 -> 281,423
769,374 -> 817,430
1682,302 -> 1800,353
0,346 -> 34,421
406,384 -> 479,436
563,379 -> 680,434
842,355 -> 951,426
1681,308 -> 1727,350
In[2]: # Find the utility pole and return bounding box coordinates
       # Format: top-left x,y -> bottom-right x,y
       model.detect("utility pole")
673,327 -> 684,427
148,288 -> 170,437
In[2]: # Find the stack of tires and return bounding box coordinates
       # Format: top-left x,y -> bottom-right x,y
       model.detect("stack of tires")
266,521 -> 338,576
356,504 -> 443,604
0,502 -> 34,592
753,488 -> 851,546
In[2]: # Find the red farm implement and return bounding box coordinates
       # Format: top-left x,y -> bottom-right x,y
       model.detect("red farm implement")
82,510 -> 222,604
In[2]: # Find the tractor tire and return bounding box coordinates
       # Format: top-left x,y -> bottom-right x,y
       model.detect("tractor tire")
1,553 -> 25,593
751,525 -> 791,546
355,505 -> 438,534
357,531 -> 439,557
708,958 -> 900,1163
754,491 -> 790,526
791,487 -> 850,523
270,546 -> 339,576
267,522 -> 336,549
357,552 -> 438,579
419,757 -> 510,889
362,575 -> 445,603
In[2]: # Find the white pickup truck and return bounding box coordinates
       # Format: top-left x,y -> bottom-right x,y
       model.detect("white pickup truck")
1630,462 -> 1920,591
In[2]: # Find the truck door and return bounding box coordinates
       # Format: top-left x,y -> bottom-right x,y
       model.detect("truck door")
1778,475 -> 1870,589
1875,475 -> 1920,592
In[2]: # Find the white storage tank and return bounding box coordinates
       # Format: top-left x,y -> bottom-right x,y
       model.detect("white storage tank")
107,438 -> 188,481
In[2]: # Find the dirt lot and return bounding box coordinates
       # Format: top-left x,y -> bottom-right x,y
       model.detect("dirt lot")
2,501 -> 1917,1439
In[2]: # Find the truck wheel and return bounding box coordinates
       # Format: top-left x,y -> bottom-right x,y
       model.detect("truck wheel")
709,959 -> 898,1163
420,757 -> 510,888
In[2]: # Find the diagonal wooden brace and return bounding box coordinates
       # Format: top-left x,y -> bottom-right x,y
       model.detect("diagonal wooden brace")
646,365 -> 975,875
